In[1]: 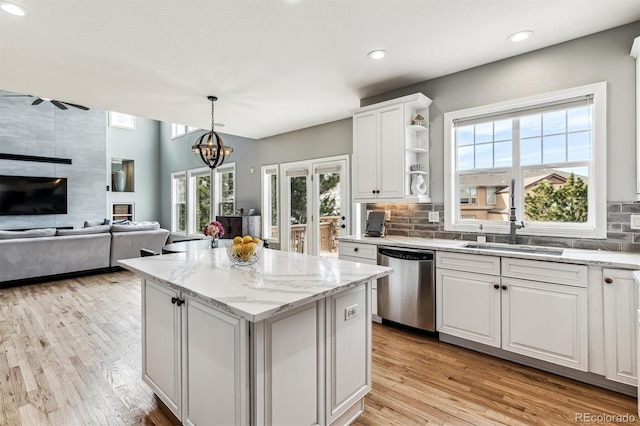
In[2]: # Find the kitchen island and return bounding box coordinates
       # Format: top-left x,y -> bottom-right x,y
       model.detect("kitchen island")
119,247 -> 392,426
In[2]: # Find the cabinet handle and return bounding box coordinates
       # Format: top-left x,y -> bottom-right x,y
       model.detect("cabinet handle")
501,285 -> 507,290
493,284 -> 499,289
604,277 -> 613,284
341,224 -> 346,229
372,190 -> 376,194
376,190 -> 380,194
354,247 -> 359,252
171,297 -> 178,304
176,299 -> 185,307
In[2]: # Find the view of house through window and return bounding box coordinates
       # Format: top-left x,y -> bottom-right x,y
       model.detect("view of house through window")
445,82 -> 605,238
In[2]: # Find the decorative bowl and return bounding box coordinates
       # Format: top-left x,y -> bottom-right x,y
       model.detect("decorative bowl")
225,240 -> 264,266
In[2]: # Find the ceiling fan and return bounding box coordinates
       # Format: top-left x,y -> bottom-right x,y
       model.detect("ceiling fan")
1,94 -> 89,110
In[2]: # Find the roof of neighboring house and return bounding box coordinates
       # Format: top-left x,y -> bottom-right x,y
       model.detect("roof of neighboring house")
460,168 -> 586,193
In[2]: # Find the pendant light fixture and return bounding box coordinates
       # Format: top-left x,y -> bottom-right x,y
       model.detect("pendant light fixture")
191,96 -> 233,169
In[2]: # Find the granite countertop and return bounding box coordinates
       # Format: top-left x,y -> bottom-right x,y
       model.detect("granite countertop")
339,235 -> 640,270
119,248 -> 392,322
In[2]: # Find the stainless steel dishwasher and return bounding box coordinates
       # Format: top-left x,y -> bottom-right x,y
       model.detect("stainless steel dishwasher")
377,246 -> 435,332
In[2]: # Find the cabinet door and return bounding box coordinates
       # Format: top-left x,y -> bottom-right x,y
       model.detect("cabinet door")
142,279 -> 182,417
436,269 -> 501,348
502,278 -> 588,371
326,284 -> 370,424
352,111 -> 378,200
603,268 -> 637,385
182,296 -> 249,426
377,104 -> 405,199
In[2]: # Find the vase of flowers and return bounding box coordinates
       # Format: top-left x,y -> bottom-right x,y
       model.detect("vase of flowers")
203,221 -> 225,248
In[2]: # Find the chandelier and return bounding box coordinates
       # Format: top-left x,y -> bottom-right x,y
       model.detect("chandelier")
191,96 -> 233,169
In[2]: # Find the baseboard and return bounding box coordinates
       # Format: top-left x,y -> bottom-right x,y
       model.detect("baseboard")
0,267 -> 112,288
440,333 -> 637,397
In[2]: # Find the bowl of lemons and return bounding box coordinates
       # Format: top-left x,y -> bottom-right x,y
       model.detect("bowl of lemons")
226,235 -> 263,266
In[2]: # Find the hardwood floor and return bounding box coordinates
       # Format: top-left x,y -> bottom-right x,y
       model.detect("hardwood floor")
0,270 -> 638,425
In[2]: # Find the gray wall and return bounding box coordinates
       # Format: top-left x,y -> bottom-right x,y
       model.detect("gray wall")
158,118 -> 352,230
106,117 -> 161,222
362,21 -> 640,203
0,91 -> 107,230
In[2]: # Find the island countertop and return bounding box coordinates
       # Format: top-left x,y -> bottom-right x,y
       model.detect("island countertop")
119,248 -> 392,322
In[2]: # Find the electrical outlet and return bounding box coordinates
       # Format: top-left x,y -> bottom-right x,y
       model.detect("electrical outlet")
631,214 -> 640,230
345,304 -> 358,320
428,211 -> 439,223
384,210 -> 391,221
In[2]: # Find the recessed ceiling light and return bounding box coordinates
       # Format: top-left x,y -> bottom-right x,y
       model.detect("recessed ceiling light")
508,30 -> 533,43
0,1 -> 27,16
367,50 -> 387,60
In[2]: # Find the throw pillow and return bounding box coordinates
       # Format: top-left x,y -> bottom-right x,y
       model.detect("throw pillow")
0,228 -> 56,240
56,225 -> 111,236
84,218 -> 112,228
110,221 -> 161,232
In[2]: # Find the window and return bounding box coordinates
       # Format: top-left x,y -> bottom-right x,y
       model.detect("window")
188,168 -> 212,235
460,187 -> 477,205
187,126 -> 199,133
172,164 -> 236,238
171,123 -> 186,139
171,172 -> 187,234
261,165 -> 279,242
215,164 -> 235,216
109,112 -> 136,130
486,187 -> 497,205
444,82 -> 606,239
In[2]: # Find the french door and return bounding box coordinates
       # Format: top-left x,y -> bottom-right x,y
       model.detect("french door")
281,156 -> 349,257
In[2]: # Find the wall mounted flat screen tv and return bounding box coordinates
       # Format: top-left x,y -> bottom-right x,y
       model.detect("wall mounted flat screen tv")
0,175 -> 68,215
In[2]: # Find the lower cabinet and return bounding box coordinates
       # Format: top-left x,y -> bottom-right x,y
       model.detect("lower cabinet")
338,242 -> 380,322
603,268 -> 638,385
143,278 -> 371,426
142,279 -> 249,424
436,252 -> 588,371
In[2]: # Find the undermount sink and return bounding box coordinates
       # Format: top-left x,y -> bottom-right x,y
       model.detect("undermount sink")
463,243 -> 564,256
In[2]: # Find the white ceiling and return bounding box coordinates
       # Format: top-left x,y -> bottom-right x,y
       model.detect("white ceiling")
1,0 -> 639,139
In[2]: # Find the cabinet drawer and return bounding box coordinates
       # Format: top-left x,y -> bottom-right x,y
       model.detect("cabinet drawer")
502,258 -> 587,288
436,252 -> 500,276
339,254 -> 377,266
339,242 -> 377,261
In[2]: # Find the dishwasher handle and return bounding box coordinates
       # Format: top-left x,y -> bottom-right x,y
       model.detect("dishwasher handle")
378,247 -> 434,261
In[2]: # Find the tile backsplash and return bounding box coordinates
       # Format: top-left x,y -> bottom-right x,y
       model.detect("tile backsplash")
367,202 -> 640,253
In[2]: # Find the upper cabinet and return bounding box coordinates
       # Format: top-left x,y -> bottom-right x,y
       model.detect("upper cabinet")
631,37 -> 640,200
352,93 -> 432,203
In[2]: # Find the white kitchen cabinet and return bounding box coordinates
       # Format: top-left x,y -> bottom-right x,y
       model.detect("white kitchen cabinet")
142,278 -> 249,424
338,242 -> 380,322
142,279 -> 182,417
501,277 -> 587,370
352,93 -> 432,203
603,268 -> 637,385
436,267 -> 501,347
353,104 -> 404,200
436,252 -> 589,371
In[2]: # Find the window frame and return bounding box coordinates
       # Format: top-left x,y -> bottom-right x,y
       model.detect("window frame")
261,164 -> 280,243
187,167 -> 213,237
443,82 -> 607,239
171,123 -> 186,139
109,112 -> 136,130
170,171 -> 187,236
215,163 -> 236,217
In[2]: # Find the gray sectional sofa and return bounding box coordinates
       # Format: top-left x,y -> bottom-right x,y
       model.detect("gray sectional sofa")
0,222 -> 169,285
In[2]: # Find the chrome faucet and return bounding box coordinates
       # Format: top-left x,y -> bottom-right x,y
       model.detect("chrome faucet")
509,178 -> 524,244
